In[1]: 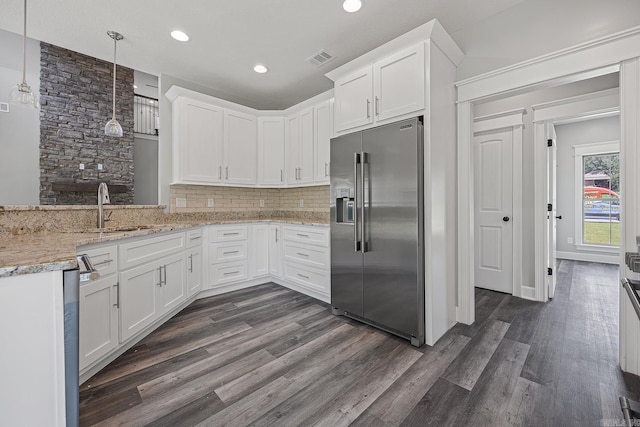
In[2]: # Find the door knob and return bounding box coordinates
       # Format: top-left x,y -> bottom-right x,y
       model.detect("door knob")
555,215 -> 563,220
503,216 -> 510,222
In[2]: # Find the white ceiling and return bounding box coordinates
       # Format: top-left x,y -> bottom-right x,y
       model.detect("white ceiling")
0,0 -> 525,109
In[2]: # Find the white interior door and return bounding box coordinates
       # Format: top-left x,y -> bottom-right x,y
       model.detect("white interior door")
545,124 -> 558,299
474,129 -> 513,294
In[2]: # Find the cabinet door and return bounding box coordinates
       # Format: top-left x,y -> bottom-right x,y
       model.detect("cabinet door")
224,109 -> 257,185
258,117 -> 285,186
334,67 -> 373,132
269,225 -> 282,278
374,43 -> 425,122
160,252 -> 186,314
187,247 -> 202,297
174,97 -> 224,184
119,262 -> 160,342
286,114 -> 300,184
298,107 -> 315,184
250,224 -> 269,278
79,275 -> 119,370
314,100 -> 332,183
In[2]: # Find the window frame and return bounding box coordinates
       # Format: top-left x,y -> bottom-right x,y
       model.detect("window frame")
573,140 -> 620,252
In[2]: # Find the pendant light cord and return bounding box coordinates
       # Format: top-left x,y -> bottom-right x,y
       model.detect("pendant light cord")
112,35 -> 117,121
22,0 -> 27,84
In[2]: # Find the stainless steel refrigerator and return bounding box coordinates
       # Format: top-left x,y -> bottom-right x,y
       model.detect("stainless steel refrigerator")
330,117 -> 425,347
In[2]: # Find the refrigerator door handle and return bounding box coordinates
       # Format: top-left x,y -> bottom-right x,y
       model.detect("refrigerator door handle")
354,152 -> 361,252
361,151 -> 368,253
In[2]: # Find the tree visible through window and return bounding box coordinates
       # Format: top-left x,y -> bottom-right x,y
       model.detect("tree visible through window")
582,152 -> 620,246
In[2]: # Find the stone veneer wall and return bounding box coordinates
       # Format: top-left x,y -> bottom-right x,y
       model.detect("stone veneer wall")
169,185 -> 330,218
39,43 -> 134,205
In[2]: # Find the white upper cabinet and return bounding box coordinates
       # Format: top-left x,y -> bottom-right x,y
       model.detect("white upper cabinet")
258,117 -> 285,186
332,42 -> 427,133
224,109 -> 257,185
374,43 -> 425,122
314,100 -> 333,183
172,97 -> 224,184
286,107 -> 314,185
334,68 -> 373,132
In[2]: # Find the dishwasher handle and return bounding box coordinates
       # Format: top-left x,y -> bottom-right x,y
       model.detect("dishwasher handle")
77,254 -> 100,282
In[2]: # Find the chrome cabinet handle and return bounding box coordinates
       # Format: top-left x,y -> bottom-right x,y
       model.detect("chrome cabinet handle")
225,166 -> 229,180
223,232 -> 240,236
218,166 -> 222,179
297,273 -> 310,279
297,252 -> 309,257
113,283 -> 119,308
366,99 -> 371,119
223,250 -> 240,255
157,266 -> 163,287
375,96 -> 379,116
224,271 -> 239,276
275,228 -> 278,242
325,162 -> 329,177
188,254 -> 193,273
281,169 -> 283,182
91,258 -> 113,267
297,233 -> 309,238
190,236 -> 201,240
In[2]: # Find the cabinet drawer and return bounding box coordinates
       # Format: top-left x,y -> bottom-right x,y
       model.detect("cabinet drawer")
210,261 -> 248,286
283,242 -> 329,269
283,262 -> 329,294
210,241 -> 248,263
79,245 -> 118,278
119,232 -> 185,270
209,225 -> 248,242
283,226 -> 329,247
186,228 -> 203,249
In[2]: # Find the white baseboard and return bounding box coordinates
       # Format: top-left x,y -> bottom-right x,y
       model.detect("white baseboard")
520,286 -> 537,300
556,250 -> 620,265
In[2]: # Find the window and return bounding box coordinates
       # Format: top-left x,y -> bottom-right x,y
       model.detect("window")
574,141 -> 620,251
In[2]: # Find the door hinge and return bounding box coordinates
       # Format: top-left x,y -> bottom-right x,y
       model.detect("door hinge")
547,203 -> 552,212
547,267 -> 553,276
547,139 -> 553,147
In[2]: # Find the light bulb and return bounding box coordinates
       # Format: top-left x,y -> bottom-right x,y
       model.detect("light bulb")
253,64 -> 268,73
9,82 -> 38,108
343,0 -> 362,13
105,118 -> 123,137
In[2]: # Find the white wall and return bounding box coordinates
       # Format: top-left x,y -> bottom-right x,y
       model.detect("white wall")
453,0 -> 640,81
555,115 -> 620,258
0,28 -> 40,205
473,74 -> 619,287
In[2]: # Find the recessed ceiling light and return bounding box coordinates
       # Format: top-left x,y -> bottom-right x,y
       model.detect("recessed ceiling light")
170,30 -> 189,42
343,0 -> 362,13
253,64 -> 268,74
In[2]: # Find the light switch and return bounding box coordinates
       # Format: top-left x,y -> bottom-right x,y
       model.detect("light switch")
79,163 -> 85,170
97,164 -> 104,171
208,198 -> 214,208
0,102 -> 9,113
260,200 -> 265,207
299,199 -> 304,208
176,198 -> 187,208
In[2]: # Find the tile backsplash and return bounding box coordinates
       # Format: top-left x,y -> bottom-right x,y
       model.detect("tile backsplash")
169,185 -> 330,215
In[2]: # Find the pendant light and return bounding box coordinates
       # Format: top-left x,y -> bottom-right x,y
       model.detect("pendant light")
105,31 -> 124,137
9,0 -> 38,108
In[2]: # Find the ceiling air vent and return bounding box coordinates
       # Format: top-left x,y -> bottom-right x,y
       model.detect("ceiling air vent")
307,49 -> 335,67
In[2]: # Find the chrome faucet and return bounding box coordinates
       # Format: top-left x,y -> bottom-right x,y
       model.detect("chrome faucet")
97,182 -> 111,229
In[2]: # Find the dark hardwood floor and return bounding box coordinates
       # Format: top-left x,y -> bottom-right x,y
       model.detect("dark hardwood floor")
80,260 -> 640,426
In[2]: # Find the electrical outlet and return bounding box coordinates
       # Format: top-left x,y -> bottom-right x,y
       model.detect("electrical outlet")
97,163 -> 104,171
208,198 -> 214,208
299,199 -> 304,208
176,198 -> 187,208
568,237 -> 573,244
79,163 -> 85,170
260,199 -> 265,207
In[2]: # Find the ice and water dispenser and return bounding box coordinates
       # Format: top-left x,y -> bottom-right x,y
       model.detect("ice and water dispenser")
335,187 -> 354,224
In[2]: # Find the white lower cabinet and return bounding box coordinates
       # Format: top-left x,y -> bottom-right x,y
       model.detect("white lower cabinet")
118,259 -> 160,342
280,225 -> 330,299
186,247 -> 203,297
208,225 -> 249,288
269,224 -> 283,278
251,224 -> 270,278
79,274 -> 119,371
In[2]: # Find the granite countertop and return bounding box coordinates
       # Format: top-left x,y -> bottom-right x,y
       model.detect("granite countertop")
0,218 -> 328,278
